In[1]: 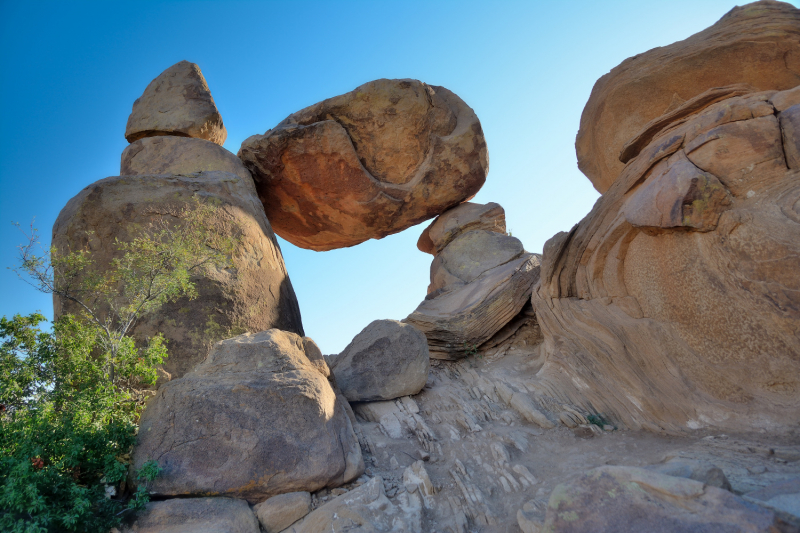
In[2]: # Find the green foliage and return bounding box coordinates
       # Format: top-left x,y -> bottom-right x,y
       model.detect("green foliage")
463,342 -> 480,358
0,314 -> 160,532
586,413 -> 614,430
3,199 -> 237,532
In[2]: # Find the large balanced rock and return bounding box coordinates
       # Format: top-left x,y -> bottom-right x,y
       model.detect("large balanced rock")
540,466 -> 790,532
125,60 -> 227,145
131,330 -> 363,503
576,1 -> 800,193
52,171 -> 304,381
121,136 -> 250,180
122,497 -> 259,533
532,84 -> 800,433
238,79 -> 489,251
329,319 -> 429,402
417,201 -> 505,255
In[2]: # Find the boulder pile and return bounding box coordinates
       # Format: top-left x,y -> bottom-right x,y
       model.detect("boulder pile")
405,202 -> 540,359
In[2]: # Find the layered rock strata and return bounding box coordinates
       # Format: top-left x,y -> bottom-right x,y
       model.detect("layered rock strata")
52,171 -> 304,381
330,319 -> 430,402
576,0 -> 800,193
132,330 -> 363,503
532,85 -> 800,433
406,203 -> 539,359
125,60 -> 227,145
238,79 -> 489,251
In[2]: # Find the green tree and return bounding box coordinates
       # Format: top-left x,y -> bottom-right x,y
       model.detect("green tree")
1,199 -> 239,532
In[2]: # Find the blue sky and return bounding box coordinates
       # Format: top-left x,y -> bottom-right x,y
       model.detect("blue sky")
2,0 -> 792,354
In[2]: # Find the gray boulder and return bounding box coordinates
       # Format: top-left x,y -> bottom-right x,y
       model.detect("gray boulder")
330,320 -> 429,402
122,497 -> 259,533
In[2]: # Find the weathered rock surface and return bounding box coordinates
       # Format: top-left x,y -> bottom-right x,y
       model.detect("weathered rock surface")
238,79 -> 489,251
532,86 -> 800,433
121,136 -> 250,180
330,320 -> 429,402
645,458 -> 732,491
283,477 -> 422,533
253,491 -> 311,533
125,60 -> 226,145
131,329 -> 363,503
540,466 -> 790,532
429,230 -> 524,294
122,497 -> 259,533
417,202 -> 505,255
53,171 -> 303,381
576,1 -> 800,193
745,477 -> 800,527
407,254 -> 540,359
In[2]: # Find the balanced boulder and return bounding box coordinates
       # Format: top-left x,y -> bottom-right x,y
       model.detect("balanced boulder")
121,136 -> 250,180
131,330 -> 363,503
52,171 -> 304,381
576,1 -> 800,193
125,60 -> 227,145
417,201 -> 506,255
238,79 -> 489,251
329,319 -> 429,402
122,497 -> 260,533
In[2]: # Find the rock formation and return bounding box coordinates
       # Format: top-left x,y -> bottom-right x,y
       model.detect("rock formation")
132,330 -> 363,503
121,136 -> 251,180
406,202 -> 540,359
531,61 -> 800,430
253,492 -> 312,533
576,0 -> 800,193
122,497 -> 260,533
238,79 -> 489,251
53,171 -> 304,381
329,320 -> 430,402
125,60 -> 227,145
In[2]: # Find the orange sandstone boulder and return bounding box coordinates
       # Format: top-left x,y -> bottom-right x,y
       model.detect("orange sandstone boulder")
576,1 -> 800,193
238,79 -> 489,251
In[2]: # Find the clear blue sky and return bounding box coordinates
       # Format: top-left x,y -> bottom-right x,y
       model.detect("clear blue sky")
2,0 -> 792,354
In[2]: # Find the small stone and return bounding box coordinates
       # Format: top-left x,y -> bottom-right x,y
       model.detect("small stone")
418,450 -> 431,462
573,427 -> 595,439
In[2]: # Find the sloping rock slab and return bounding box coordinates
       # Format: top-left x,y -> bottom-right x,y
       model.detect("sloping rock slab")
122,497 -> 259,533
121,136 -> 251,180
330,319 -> 429,402
238,79 -> 488,251
132,330 -> 363,503
417,202 -> 506,255
283,477 -> 421,533
406,254 -> 540,359
576,1 -> 800,193
53,171 -> 303,381
126,60 -> 226,145
541,466 -> 791,532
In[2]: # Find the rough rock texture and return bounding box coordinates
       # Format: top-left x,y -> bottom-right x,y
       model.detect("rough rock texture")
121,136 -> 250,180
429,230 -> 524,294
540,466 -> 789,532
576,1 -> 800,193
532,86 -> 800,433
238,79 -> 489,251
52,171 -> 303,381
330,320 -> 430,402
125,60 -> 226,145
645,458 -> 732,491
132,330 -> 363,503
122,497 -> 259,533
253,492 -> 311,533
407,254 -> 540,359
745,477 -> 800,527
417,202 -> 506,255
283,476 -> 422,533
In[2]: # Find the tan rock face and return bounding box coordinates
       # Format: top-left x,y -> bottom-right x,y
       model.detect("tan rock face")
417,202 -> 506,255
52,171 -> 303,381
253,492 -> 311,533
125,60 -> 227,145
122,497 -> 260,533
576,1 -> 800,193
132,330 -> 363,504
541,466 -> 787,532
238,79 -> 489,251
532,87 -> 800,433
121,136 -> 250,180
329,319 -> 429,402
